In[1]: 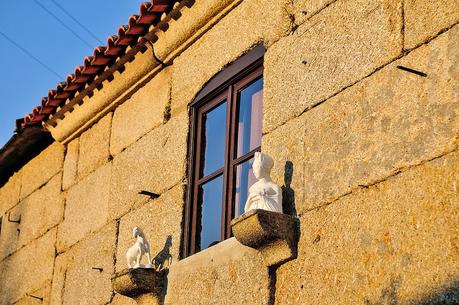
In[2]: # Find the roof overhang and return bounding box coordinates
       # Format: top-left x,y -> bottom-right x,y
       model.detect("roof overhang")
0,125 -> 53,186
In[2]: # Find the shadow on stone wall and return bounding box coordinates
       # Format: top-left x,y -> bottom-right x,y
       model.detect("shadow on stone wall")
153,235 -> 173,305
364,276 -> 459,305
282,161 -> 297,216
153,235 -> 173,271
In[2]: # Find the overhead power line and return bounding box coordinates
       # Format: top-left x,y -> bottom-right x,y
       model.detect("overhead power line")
0,31 -> 64,80
32,0 -> 94,50
49,0 -> 103,45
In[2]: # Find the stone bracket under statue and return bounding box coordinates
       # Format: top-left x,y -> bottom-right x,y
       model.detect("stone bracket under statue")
112,268 -> 167,305
231,209 -> 300,266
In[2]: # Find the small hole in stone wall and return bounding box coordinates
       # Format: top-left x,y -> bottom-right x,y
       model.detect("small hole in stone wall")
27,293 -> 44,301
0,216 -> 2,237
313,235 -> 321,244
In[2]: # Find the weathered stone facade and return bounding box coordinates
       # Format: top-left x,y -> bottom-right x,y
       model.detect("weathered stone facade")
0,0 -> 458,304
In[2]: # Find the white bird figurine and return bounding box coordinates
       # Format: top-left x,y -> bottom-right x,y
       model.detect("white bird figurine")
126,227 -> 153,269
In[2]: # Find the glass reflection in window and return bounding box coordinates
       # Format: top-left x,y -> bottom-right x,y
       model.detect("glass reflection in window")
197,175 -> 223,251
201,101 -> 227,177
236,78 -> 263,158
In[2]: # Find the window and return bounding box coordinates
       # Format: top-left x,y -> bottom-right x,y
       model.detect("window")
184,46 -> 265,256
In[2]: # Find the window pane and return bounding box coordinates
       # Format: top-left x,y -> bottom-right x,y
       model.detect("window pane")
201,101 -> 227,177
236,78 -> 263,158
197,175 -> 223,251
233,158 -> 257,217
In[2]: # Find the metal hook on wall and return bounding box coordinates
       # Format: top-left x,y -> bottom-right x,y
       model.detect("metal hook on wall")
139,190 -> 160,199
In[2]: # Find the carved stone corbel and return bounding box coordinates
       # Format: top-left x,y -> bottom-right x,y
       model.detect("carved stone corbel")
111,268 -> 167,305
231,209 -> 300,266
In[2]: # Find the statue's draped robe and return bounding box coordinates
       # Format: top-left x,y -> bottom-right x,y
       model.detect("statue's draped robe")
245,181 -> 283,213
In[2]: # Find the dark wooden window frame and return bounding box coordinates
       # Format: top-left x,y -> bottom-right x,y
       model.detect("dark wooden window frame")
183,45 -> 265,257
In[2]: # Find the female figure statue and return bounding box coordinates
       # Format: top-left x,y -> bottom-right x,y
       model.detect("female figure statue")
244,152 -> 283,213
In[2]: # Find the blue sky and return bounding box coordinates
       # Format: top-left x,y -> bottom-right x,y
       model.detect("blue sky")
0,0 -> 146,147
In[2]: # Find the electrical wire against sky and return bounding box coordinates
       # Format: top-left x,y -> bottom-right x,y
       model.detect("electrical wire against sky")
32,0 -> 95,50
0,31 -> 63,80
49,0 -> 103,45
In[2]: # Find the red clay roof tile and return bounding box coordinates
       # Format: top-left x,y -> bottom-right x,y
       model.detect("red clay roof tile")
20,0 -> 175,129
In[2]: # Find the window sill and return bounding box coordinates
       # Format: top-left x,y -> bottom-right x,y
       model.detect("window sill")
231,209 -> 300,266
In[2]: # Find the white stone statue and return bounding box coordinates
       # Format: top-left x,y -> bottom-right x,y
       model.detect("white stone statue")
126,227 -> 154,269
244,152 -> 283,213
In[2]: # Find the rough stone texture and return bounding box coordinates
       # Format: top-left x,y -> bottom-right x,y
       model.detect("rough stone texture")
57,163 -> 111,252
0,202 -> 22,260
0,229 -> 56,305
78,113 -> 112,179
62,138 -> 79,190
298,25 -> 459,212
17,174 -> 63,248
290,0 -> 337,26
110,67 -> 171,156
404,0 -> 459,49
0,171 -> 21,214
275,149 -> 459,305
165,238 -> 270,305
19,142 -> 64,200
155,0 -> 243,61
231,209 -> 300,266
115,185 -> 184,272
262,115 -> 305,216
13,281 -> 52,305
50,224 -> 116,305
170,0 -> 292,115
264,0 -> 402,133
109,112 -> 187,221
110,295 -> 137,305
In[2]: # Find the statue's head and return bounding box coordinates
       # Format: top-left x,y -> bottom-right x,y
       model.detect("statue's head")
132,227 -> 144,238
252,152 -> 274,180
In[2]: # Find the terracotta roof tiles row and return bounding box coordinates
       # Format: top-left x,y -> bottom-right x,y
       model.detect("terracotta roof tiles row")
17,0 -> 176,131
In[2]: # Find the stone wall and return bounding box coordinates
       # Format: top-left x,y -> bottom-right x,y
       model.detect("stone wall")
0,0 -> 457,304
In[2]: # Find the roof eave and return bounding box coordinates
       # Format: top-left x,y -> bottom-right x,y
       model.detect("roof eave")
0,125 -> 53,187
